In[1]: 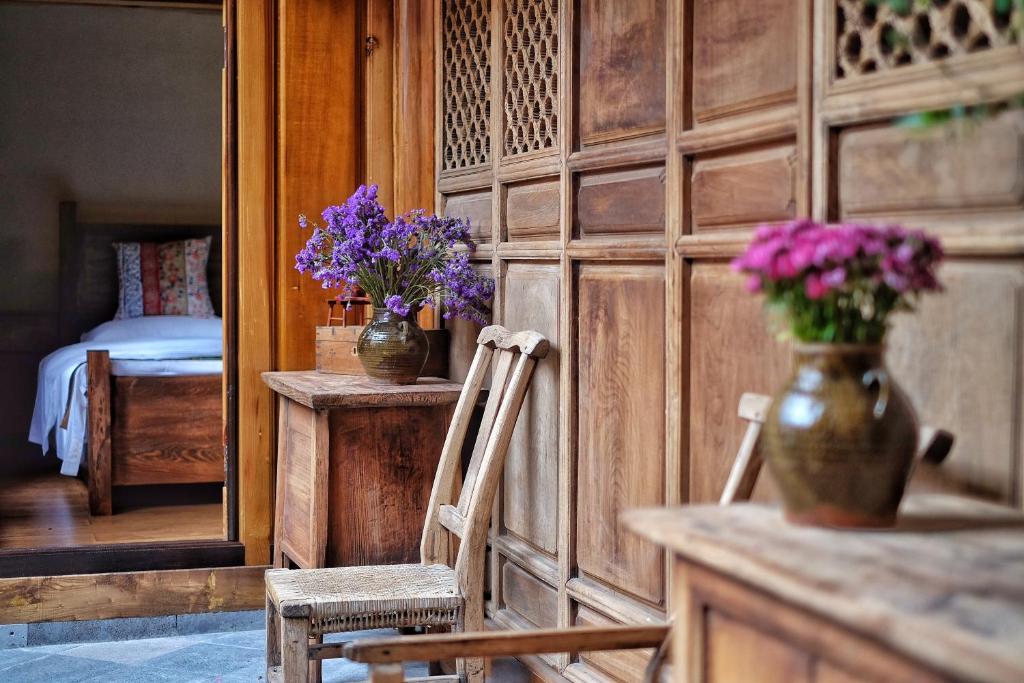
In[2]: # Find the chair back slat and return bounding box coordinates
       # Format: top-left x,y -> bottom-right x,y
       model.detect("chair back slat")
419,325 -> 549,567
719,392 -> 771,505
420,340 -> 494,565
458,348 -> 516,515
454,351 -> 539,601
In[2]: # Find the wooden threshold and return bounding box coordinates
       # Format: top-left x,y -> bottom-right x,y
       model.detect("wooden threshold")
0,564 -> 266,624
0,539 -> 245,578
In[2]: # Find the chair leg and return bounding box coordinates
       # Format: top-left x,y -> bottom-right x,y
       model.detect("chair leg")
281,616 -> 311,683
309,634 -> 322,683
461,610 -> 485,683
266,594 -> 281,671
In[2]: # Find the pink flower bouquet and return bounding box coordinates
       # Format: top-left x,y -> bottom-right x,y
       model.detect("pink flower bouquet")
732,220 -> 943,343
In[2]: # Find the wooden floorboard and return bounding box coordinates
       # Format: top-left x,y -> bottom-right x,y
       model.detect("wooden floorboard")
0,472 -> 223,549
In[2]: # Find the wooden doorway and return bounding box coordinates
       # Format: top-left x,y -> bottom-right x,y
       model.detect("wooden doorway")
0,0 -> 243,579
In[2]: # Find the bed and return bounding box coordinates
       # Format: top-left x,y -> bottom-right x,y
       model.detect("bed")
28,202 -> 225,516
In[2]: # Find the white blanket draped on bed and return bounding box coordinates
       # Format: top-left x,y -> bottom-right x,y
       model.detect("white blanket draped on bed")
28,316 -> 223,476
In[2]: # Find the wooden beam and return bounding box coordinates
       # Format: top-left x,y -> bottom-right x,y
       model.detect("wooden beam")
0,541 -> 244,579
340,625 -> 670,663
0,565 -> 266,624
363,0 -> 396,211
87,349 -> 113,516
5,0 -> 221,9
236,0 -> 276,565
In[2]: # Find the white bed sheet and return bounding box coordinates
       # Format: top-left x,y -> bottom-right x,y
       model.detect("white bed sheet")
29,317 -> 223,476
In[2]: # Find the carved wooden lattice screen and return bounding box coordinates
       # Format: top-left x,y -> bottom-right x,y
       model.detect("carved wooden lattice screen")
503,0 -> 559,156
836,0 -> 1022,77
441,0 -> 492,171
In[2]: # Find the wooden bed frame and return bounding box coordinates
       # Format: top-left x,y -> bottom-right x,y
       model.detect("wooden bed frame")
59,202 -> 225,516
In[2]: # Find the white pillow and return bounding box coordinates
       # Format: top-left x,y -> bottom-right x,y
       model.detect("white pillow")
82,316 -> 222,343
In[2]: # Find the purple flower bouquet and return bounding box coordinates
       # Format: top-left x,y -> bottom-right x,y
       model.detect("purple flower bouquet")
732,220 -> 943,343
295,184 -> 494,325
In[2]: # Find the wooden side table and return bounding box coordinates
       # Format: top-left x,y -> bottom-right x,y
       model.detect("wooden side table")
262,372 -> 462,569
624,496 -> 1024,683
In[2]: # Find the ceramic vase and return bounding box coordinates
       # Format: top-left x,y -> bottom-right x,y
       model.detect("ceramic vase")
762,343 -> 918,527
356,308 -> 429,384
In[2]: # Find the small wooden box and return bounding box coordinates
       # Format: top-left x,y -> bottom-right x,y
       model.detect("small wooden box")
315,325 -> 450,378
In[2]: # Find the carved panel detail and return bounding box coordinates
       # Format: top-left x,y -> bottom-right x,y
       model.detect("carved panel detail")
442,0 -> 491,171
835,0 -> 1022,79
503,0 -> 559,157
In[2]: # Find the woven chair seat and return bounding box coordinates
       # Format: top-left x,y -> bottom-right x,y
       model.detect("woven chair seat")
266,564 -> 462,636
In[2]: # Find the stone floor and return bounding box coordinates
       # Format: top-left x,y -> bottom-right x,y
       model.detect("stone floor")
0,627 -> 426,682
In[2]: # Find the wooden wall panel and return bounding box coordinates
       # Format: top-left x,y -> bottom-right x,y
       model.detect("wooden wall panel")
688,0 -> 798,122
505,180 -> 560,242
428,0 -> 1024,679
276,0 -> 361,371
576,166 -> 666,238
574,605 -> 654,682
577,0 -> 666,144
691,0 -> 798,122
444,190 -> 494,244
576,264 -> 666,605
887,261 -> 1024,501
689,263 -> 790,503
692,146 -> 798,232
447,263 -> 493,384
502,263 -> 560,554
837,110 -> 1024,233
502,561 -> 558,628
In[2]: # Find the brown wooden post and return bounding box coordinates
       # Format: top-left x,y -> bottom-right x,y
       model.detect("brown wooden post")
87,350 -> 113,516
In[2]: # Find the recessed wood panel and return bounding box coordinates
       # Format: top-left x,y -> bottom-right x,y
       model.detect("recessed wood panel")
576,264 -> 665,605
328,405 -> 449,566
706,610 -> 812,683
690,263 -> 790,503
888,261 -> 1024,502
575,605 -> 654,681
502,561 -> 558,628
444,191 -> 493,243
692,0 -> 798,122
692,146 -> 797,232
838,110 -> 1024,227
578,0 -> 666,144
448,262 -> 492,384
577,166 -> 665,237
502,262 -> 560,554
505,180 -> 560,241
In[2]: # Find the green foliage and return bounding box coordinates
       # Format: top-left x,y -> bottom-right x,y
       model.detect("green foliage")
762,283 -> 904,344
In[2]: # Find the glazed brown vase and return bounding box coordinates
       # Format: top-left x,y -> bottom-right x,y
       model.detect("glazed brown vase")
762,344 -> 918,528
356,308 -> 429,384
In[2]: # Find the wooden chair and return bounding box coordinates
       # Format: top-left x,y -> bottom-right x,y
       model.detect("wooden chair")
265,325 -> 550,683
341,392 -> 955,682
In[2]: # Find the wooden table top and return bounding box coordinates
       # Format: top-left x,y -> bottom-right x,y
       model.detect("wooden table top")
624,495 -> 1024,683
261,371 -> 463,410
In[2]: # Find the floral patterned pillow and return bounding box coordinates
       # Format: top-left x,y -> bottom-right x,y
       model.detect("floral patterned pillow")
113,237 -> 216,319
